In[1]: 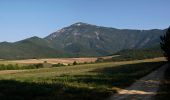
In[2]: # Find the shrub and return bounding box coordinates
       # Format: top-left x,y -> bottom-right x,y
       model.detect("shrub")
52,63 -> 64,67
0,64 -> 20,70
73,61 -> 78,65
44,61 -> 47,63
34,63 -> 44,68
0,63 -> 44,70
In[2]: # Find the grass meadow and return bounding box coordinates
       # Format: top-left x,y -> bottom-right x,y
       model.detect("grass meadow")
0,58 -> 166,100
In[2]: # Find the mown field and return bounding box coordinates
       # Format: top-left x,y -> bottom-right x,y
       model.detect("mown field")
0,57 -> 166,100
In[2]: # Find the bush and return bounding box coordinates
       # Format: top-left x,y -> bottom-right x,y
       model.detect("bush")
73,61 -> 78,65
34,63 -> 44,68
25,63 -> 44,69
52,63 -> 64,67
0,63 -> 45,70
44,61 -> 47,63
0,64 -> 19,70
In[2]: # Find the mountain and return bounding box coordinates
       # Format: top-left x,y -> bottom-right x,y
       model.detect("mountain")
0,22 -> 166,59
110,45 -> 163,61
0,37 -> 69,59
45,22 -> 166,56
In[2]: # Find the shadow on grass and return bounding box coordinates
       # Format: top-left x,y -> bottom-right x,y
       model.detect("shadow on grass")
0,61 -> 165,100
155,63 -> 170,100
0,80 -> 112,100
55,61 -> 165,88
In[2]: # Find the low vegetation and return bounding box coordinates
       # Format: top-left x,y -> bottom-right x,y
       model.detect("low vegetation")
104,49 -> 163,62
0,59 -> 165,100
0,63 -> 43,70
52,63 -> 65,67
73,61 -> 78,65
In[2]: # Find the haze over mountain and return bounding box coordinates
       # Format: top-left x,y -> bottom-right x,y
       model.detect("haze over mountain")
0,22 -> 166,59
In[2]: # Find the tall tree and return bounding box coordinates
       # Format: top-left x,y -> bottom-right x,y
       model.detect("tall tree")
160,27 -> 170,61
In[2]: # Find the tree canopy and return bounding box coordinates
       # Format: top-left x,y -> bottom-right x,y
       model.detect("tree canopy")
160,27 -> 170,61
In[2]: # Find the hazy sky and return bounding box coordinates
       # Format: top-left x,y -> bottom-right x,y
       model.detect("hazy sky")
0,0 -> 170,42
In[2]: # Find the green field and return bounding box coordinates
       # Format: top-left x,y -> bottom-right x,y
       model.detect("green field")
0,58 -> 166,100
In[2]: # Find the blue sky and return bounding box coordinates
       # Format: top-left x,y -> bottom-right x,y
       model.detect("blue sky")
0,0 -> 170,42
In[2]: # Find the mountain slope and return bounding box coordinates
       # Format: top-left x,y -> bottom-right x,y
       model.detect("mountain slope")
45,22 -> 166,56
106,45 -> 163,61
0,37 -> 67,59
0,22 -> 166,59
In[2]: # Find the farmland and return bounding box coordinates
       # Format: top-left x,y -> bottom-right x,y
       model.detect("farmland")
0,55 -> 117,65
0,57 -> 166,100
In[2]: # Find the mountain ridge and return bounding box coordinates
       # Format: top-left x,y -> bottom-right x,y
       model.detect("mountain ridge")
0,22 -> 166,59
45,22 -> 166,56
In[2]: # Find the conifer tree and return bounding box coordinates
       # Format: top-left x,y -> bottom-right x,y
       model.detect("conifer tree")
160,27 -> 170,61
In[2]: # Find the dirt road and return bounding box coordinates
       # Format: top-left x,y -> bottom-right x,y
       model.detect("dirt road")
109,64 -> 168,100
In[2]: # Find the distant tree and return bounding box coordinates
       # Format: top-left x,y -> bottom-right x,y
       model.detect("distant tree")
73,61 -> 77,65
52,63 -> 64,67
44,61 -> 47,63
160,27 -> 170,61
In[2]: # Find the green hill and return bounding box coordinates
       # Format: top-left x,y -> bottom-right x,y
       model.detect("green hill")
0,22 -> 166,59
0,37 -> 69,59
